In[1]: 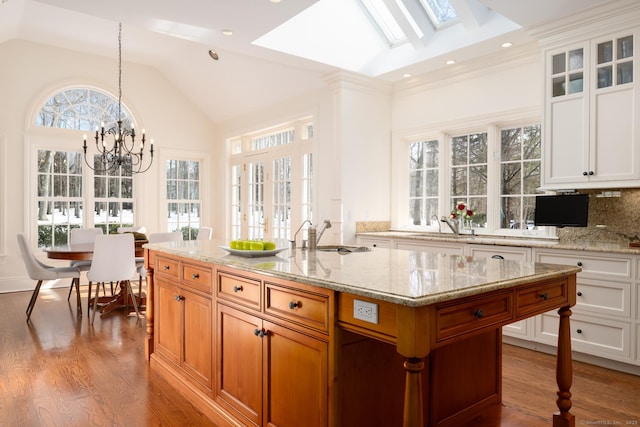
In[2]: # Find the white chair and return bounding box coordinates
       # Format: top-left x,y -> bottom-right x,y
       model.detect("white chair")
196,227 -> 212,240
136,232 -> 184,297
66,228 -> 104,302
87,234 -> 139,324
118,226 -> 147,234
17,233 -> 81,321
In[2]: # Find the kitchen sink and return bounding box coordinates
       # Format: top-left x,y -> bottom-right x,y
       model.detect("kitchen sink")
315,245 -> 371,253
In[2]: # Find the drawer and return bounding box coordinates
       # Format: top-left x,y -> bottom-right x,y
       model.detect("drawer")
535,312 -> 632,361
337,293 -> 397,342
264,283 -> 330,333
217,271 -> 261,311
155,256 -> 180,279
357,237 -> 391,249
574,278 -> 630,318
467,244 -> 531,261
535,250 -> 632,280
516,278 -> 569,318
436,291 -> 513,341
182,263 -> 212,293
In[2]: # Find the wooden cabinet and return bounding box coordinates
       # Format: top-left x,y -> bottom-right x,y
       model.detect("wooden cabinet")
154,255 -> 213,393
541,27 -> 640,189
215,268 -> 332,427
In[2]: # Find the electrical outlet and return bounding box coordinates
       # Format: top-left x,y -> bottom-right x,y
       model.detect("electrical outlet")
353,299 -> 378,324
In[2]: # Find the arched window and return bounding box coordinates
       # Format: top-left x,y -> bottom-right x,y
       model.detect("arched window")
36,87 -> 133,131
33,87 -> 136,247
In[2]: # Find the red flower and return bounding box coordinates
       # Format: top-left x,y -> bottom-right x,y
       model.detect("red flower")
457,203 -> 466,211
466,209 -> 474,217
450,213 -> 458,219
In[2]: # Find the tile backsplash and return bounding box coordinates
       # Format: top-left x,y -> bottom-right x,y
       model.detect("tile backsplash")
558,189 -> 640,245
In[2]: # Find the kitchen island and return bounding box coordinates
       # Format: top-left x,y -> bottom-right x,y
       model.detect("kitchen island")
143,240 -> 580,427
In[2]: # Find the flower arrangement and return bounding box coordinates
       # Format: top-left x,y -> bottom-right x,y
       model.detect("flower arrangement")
450,202 -> 474,226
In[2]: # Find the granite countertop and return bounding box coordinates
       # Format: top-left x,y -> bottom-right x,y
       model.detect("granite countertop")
357,231 -> 640,255
146,240 -> 580,307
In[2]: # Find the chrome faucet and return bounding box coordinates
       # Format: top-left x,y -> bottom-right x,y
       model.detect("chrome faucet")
290,220 -> 312,249
309,220 -> 332,250
441,216 -> 459,236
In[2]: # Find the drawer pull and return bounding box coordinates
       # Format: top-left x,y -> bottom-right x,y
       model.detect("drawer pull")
174,295 -> 184,301
254,328 -> 266,338
539,292 -> 548,300
473,309 -> 484,319
191,273 -> 199,280
233,285 -> 243,293
163,265 -> 170,271
576,262 -> 583,267
576,329 -> 583,334
491,255 -> 504,259
289,301 -> 301,309
577,291 -> 583,297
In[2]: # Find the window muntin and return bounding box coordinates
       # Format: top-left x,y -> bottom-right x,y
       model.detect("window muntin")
450,132 -> 487,228
500,125 -> 541,230
419,0 -> 457,28
272,157 -> 292,243
93,154 -> 134,234
251,128 -> 295,150
409,139 -> 439,227
166,160 -> 202,240
36,150 -> 84,247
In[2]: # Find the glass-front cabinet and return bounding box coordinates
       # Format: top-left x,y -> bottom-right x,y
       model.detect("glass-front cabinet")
542,27 -> 639,190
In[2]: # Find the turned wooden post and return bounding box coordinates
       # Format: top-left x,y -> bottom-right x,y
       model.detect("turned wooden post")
144,249 -> 155,361
403,357 -> 425,427
553,305 -> 575,427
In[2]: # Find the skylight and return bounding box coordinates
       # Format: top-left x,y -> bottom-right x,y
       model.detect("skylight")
360,0 -> 407,45
420,0 -> 457,28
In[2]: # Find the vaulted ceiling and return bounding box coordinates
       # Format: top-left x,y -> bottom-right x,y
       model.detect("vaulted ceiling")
0,0 -> 623,123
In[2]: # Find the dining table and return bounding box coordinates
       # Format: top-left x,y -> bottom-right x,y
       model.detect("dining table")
43,240 -> 148,317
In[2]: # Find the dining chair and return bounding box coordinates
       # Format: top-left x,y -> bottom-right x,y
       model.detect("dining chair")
196,227 -> 213,240
135,231 -> 184,298
66,227 -> 105,302
87,233 -> 139,324
17,233 -> 81,321
118,226 -> 147,234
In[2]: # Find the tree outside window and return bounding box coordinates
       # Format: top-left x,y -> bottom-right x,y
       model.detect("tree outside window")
166,159 -> 201,240
450,132 -> 487,228
409,139 -> 439,226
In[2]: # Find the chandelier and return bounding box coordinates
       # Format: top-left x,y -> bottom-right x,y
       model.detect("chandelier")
82,22 -> 153,174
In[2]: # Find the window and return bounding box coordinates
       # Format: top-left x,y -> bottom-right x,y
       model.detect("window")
450,132 -> 488,228
33,87 -> 138,244
408,139 -> 439,226
230,118 -> 314,247
400,119 -> 542,235
166,160 -> 202,240
500,125 -> 541,230
36,150 -> 84,247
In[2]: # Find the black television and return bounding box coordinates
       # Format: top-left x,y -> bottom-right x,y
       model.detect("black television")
534,194 -> 589,227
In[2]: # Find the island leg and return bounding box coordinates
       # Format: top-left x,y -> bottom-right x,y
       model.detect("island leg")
144,263 -> 155,361
403,357 -> 425,427
553,306 -> 574,427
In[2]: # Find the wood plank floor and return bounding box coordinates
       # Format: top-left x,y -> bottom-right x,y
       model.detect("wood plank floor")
1,285 -> 639,426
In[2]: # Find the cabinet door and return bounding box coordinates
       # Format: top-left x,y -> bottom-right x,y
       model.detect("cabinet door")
216,304 -> 263,426
263,320 -> 328,427
182,288 -> 212,391
155,279 -> 182,365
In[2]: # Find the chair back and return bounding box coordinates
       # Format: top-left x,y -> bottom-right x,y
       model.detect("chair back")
16,233 -> 58,280
87,234 -> 137,283
70,228 -> 103,244
148,232 -> 183,244
196,227 -> 212,240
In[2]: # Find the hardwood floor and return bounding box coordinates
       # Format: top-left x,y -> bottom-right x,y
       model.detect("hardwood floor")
1,285 -> 638,426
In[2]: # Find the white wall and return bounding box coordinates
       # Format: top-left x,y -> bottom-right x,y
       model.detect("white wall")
0,39 -> 215,292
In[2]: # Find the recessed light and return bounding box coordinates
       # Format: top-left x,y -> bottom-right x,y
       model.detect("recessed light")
270,0 -> 282,3
221,29 -> 233,36
402,73 -> 411,78
501,42 -> 513,48
446,60 -> 456,65
208,50 -> 219,60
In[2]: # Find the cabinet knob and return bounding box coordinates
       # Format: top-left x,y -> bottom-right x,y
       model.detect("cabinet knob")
191,273 -> 199,279
373,244 -> 377,247
233,285 -> 243,293
539,292 -> 548,300
254,328 -> 266,338
577,291 -> 583,297
576,329 -> 583,334
577,262 -> 583,267
289,301 -> 300,309
174,295 -> 183,301
163,265 -> 170,271
589,171 -> 594,175
473,309 -> 484,319
583,171 -> 588,176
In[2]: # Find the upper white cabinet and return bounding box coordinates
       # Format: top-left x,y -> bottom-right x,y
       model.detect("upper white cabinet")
542,28 -> 640,189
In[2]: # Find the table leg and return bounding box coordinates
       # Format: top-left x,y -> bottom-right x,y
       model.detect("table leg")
553,306 -> 575,427
403,357 -> 425,427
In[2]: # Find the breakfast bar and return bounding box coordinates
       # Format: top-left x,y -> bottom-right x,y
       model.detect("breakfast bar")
143,240 -> 580,427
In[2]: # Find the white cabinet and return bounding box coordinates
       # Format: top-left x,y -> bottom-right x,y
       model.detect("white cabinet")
394,239 -> 464,255
356,236 -> 391,249
542,28 -> 640,189
533,248 -> 635,363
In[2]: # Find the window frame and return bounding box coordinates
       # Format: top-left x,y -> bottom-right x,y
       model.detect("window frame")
391,111 -> 553,238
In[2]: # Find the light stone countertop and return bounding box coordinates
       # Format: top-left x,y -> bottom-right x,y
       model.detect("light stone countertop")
145,240 -> 580,307
357,231 -> 640,255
